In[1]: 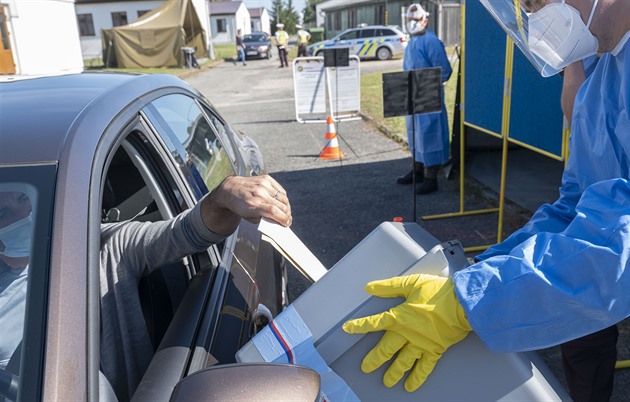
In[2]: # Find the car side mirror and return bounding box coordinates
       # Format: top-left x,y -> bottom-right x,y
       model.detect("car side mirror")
169,363 -> 321,402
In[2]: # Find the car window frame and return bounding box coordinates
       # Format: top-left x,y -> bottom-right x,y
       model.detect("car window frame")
380,28 -> 397,37
337,29 -> 359,41
360,28 -> 376,38
94,114 -> 226,398
141,94 -> 239,193
0,163 -> 57,402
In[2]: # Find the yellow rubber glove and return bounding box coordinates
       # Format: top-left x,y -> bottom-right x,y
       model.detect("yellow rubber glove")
342,274 -> 472,392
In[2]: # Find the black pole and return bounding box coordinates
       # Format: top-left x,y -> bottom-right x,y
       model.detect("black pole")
412,115 -> 417,222
409,73 -> 417,222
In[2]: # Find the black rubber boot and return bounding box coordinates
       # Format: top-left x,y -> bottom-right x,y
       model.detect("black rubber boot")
396,162 -> 424,185
415,178 -> 438,195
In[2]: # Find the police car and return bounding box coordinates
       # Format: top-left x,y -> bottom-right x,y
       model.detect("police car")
308,25 -> 407,61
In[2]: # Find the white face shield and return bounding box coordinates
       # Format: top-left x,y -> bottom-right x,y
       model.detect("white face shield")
405,3 -> 429,35
479,0 -> 598,77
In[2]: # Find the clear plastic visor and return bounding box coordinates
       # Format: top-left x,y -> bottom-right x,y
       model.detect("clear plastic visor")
479,0 -> 564,77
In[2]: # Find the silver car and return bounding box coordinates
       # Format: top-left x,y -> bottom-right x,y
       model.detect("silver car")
0,73 -> 319,401
308,25 -> 408,60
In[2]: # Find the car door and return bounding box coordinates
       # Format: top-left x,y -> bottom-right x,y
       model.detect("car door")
358,28 -> 378,58
334,29 -> 359,55
123,94 -> 272,400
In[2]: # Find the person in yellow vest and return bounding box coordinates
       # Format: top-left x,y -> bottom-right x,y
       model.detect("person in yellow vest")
274,23 -> 289,68
296,24 -> 311,57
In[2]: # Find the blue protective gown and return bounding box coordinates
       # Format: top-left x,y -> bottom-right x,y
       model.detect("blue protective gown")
403,30 -> 452,166
453,37 -> 630,353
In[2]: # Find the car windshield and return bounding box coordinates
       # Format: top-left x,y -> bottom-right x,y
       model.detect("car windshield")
244,35 -> 266,42
0,164 -> 56,401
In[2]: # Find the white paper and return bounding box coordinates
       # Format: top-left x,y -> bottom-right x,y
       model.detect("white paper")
258,218 -> 327,282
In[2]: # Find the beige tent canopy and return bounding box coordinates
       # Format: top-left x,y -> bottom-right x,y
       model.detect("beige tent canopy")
102,0 -> 207,68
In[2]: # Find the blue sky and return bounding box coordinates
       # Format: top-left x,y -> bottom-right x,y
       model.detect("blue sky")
243,0 -> 308,16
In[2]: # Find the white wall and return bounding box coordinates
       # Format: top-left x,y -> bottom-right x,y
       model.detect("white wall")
210,4 -> 251,44
192,0 -> 210,57
256,8 -> 270,34
210,15 -> 234,43
234,5 -> 251,36
75,1 -> 162,60
5,0 -> 83,75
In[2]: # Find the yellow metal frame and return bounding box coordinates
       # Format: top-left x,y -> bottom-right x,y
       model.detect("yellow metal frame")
422,1 -> 501,253
423,1 -> 568,253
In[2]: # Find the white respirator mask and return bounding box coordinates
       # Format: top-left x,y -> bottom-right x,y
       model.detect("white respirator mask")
406,19 -> 428,36
406,3 -> 429,35
0,215 -> 32,258
528,0 -> 599,71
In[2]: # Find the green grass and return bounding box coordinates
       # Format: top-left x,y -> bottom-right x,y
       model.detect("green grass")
212,43 -> 237,60
360,49 -> 460,147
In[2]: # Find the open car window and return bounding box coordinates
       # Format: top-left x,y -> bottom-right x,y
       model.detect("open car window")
99,130 -> 220,400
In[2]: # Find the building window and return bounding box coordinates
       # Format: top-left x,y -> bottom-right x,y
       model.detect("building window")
327,15 -> 332,32
334,12 -> 341,30
217,18 -> 227,33
375,5 -> 386,25
137,10 -> 151,18
348,9 -> 356,28
77,13 -> 95,36
111,12 -> 128,27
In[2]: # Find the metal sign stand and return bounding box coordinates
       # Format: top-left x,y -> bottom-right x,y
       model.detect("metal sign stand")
382,67 -> 443,222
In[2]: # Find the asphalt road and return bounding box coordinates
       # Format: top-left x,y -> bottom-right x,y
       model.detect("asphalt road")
185,54 -> 630,401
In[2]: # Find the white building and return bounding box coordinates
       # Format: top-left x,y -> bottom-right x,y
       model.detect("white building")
75,0 -> 211,61
248,7 -> 269,34
75,0 -> 162,60
0,0 -> 83,75
208,1 -> 250,44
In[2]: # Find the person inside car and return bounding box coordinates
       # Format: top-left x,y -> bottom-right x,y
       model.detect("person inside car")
99,174 -> 291,400
0,175 -> 291,401
0,190 -> 32,371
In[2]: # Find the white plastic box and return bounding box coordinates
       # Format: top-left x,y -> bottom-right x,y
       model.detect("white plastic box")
237,222 -> 570,401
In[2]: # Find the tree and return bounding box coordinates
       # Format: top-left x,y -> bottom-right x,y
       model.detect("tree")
302,0 -> 325,28
270,0 -> 284,32
283,0 -> 298,33
270,0 -> 300,34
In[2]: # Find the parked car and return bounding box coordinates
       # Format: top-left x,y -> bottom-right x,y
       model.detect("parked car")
308,25 -> 408,61
243,31 -> 273,59
0,72 -> 309,401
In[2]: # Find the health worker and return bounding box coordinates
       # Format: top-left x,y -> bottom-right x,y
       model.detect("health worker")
344,1 -> 630,401
397,3 -> 452,195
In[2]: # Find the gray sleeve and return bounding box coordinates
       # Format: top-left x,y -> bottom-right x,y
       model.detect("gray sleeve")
100,197 -> 227,279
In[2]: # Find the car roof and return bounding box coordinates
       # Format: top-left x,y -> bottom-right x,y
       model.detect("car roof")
0,72 -> 195,164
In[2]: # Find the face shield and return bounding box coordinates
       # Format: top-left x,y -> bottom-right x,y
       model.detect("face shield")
405,3 -> 429,35
479,0 -> 564,77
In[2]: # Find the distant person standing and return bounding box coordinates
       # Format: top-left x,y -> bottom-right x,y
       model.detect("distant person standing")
233,29 -> 247,66
397,3 -> 452,195
275,23 -> 289,68
296,24 -> 311,57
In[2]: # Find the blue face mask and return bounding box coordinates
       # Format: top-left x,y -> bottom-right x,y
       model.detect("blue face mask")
0,215 -> 32,258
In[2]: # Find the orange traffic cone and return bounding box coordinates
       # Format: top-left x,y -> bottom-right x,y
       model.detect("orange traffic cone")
319,116 -> 345,160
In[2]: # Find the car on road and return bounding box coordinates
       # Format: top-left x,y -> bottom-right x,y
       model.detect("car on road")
0,72 -> 299,401
308,25 -> 408,61
243,31 -> 273,60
